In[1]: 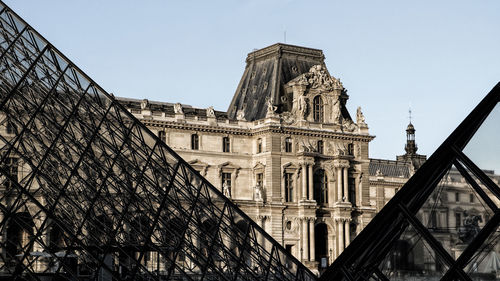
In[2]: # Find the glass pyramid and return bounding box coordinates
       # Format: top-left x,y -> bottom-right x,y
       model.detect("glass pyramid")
0,2 -> 316,280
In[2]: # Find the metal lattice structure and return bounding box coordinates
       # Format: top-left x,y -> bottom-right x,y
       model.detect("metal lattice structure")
0,2 -> 317,280
320,83 -> 500,280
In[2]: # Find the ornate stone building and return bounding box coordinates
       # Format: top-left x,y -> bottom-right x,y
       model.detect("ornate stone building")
118,44 -> 375,272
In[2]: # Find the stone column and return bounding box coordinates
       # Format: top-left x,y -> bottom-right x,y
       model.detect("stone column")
338,220 -> 344,253
302,219 -> 308,261
337,168 -> 343,202
308,165 -> 313,200
309,219 -> 315,261
343,168 -> 348,202
345,221 -> 351,247
302,164 -> 307,200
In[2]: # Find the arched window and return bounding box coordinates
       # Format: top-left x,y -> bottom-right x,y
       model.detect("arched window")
313,95 -> 324,122
222,136 -> 230,152
285,137 -> 292,153
314,169 -> 328,204
191,134 -> 199,150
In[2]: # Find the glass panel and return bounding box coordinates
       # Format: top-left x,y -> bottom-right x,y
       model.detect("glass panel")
463,103 -> 500,186
415,166 -> 494,261
379,223 -> 449,280
464,225 -> 500,280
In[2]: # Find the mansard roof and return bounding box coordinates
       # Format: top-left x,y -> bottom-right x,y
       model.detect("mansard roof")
227,43 -> 326,121
369,158 -> 411,178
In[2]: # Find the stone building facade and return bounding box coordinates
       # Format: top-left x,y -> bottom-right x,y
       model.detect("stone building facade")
118,44 -> 376,272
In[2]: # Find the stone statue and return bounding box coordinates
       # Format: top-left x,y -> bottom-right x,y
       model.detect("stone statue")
207,106 -> 215,118
140,99 -> 149,110
458,211 -> 482,244
236,109 -> 245,121
297,95 -> 307,119
222,182 -> 231,198
254,184 -> 262,201
332,98 -> 341,124
356,106 -> 366,126
174,103 -> 183,114
266,98 -> 277,117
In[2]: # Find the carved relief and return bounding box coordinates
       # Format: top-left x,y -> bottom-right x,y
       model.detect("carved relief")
343,119 -> 358,132
307,65 -> 343,91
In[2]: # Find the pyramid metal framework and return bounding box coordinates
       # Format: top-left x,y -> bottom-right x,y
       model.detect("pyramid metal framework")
0,2 -> 318,280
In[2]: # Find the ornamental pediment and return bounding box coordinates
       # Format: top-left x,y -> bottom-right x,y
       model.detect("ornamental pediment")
253,162 -> 266,171
287,65 -> 343,91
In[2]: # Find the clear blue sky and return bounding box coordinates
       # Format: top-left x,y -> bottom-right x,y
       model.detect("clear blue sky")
5,0 -> 500,172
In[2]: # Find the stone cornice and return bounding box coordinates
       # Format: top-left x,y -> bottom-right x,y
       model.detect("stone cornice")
140,118 -> 375,142
369,180 -> 405,187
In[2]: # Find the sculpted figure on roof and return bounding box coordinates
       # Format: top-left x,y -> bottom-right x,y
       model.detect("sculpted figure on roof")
174,103 -> 183,114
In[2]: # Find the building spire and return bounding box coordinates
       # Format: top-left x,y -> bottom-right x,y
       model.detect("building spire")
405,118 -> 417,155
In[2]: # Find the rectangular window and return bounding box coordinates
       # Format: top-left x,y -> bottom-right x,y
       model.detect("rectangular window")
257,138 -> 262,153
348,177 -> 356,206
317,140 -> 323,154
430,210 -> 437,228
158,130 -> 166,143
191,134 -> 199,150
455,213 -> 461,229
222,137 -> 230,153
455,192 -> 459,202
256,173 -> 263,187
347,143 -> 354,155
285,137 -> 292,153
470,193 -> 474,203
284,173 -> 293,202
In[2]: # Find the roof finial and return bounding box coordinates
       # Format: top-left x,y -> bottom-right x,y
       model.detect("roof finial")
408,102 -> 412,124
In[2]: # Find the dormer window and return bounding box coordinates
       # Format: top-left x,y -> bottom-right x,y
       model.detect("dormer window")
313,95 -> 323,122
191,134 -> 199,150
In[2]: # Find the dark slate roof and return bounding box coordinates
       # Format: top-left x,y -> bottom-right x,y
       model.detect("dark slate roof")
369,158 -> 411,178
227,43 -> 325,121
